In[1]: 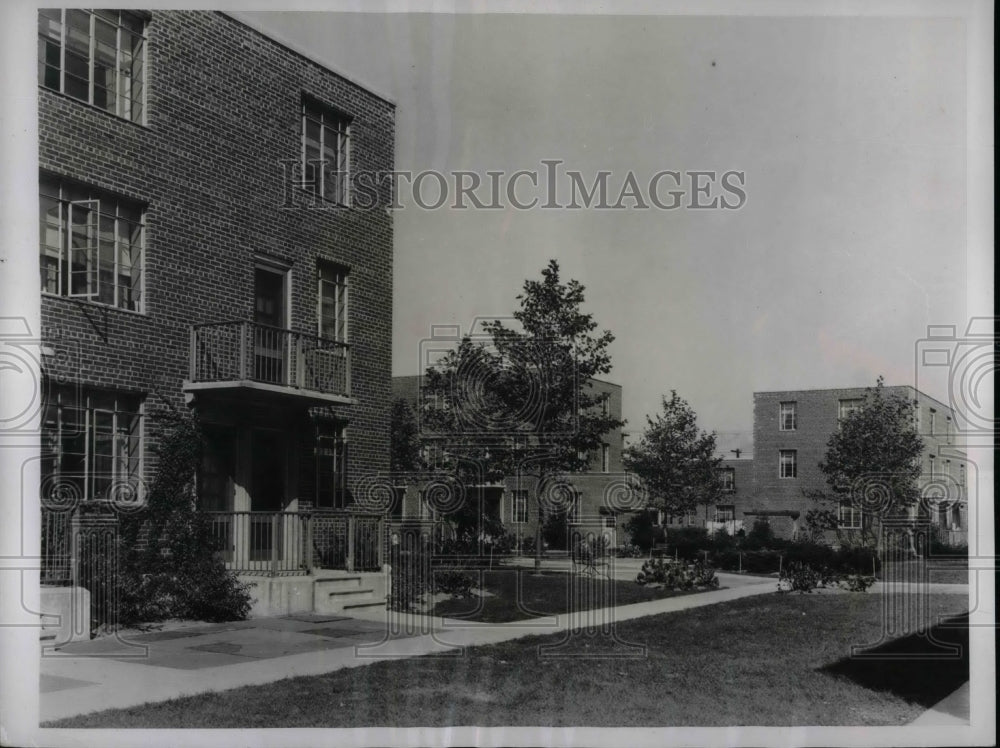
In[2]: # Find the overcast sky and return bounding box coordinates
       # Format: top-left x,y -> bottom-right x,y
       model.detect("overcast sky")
235,8 -> 974,453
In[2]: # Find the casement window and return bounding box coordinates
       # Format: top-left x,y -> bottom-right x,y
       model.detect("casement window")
779,449 -> 797,478
838,399 -> 863,420
38,9 -> 146,123
714,505 -> 735,523
315,425 -> 348,509
302,97 -> 351,205
601,444 -> 610,473
838,500 -> 862,530
317,262 -> 348,342
720,467 -> 736,492
40,175 -> 144,311
779,401 -> 797,431
512,490 -> 528,524
41,388 -> 143,504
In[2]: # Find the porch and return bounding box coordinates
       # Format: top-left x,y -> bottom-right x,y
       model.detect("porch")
202,509 -> 388,577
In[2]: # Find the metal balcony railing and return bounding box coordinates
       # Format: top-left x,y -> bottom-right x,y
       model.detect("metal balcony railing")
189,321 -> 350,398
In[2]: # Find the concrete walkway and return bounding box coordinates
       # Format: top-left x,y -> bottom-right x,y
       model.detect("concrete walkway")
41,575 -> 775,723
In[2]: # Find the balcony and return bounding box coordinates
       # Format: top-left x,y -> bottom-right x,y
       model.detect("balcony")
183,321 -> 354,406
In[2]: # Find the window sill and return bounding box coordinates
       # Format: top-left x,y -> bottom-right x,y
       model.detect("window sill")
39,86 -> 148,129
42,292 -> 147,317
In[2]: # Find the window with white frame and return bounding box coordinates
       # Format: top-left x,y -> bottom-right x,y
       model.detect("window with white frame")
317,261 -> 348,342
714,504 -> 735,523
315,423 -> 347,508
41,388 -> 143,504
838,500 -> 862,529
40,174 -> 144,311
720,467 -> 735,492
779,401 -> 797,431
302,97 -> 351,205
38,9 -> 146,122
838,398 -> 863,420
779,449 -> 797,478
512,490 -> 528,523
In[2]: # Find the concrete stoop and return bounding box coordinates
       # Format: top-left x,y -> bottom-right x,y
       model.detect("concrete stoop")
239,569 -> 389,618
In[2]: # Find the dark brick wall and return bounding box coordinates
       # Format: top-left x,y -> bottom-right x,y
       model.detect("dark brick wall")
39,11 -> 395,494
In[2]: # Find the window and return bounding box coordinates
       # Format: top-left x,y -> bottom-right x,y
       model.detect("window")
601,444 -> 610,473
779,401 -> 796,431
38,10 -> 146,122
838,500 -> 862,530
779,450 -> 797,478
302,98 -> 351,205
959,463 -> 966,486
720,467 -> 735,492
315,424 -> 347,508
602,514 -> 617,528
951,503 -> 961,529
41,388 -> 143,504
928,408 -> 936,436
945,416 -> 952,444
601,398 -> 610,417
838,399 -> 863,420
40,175 -> 144,311
512,490 -> 528,524
928,455 -> 935,478
317,262 -> 348,342
714,505 -> 735,523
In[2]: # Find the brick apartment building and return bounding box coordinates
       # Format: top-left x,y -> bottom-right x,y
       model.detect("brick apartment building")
38,10 -> 395,623
391,376 -> 633,548
707,387 -> 967,545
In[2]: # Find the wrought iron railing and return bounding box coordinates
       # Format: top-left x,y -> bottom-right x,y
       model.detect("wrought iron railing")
202,510 -> 386,576
189,321 -> 350,397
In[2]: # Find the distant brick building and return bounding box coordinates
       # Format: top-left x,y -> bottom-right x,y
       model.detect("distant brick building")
391,376 -> 633,548
709,387 -> 967,544
38,10 -> 395,619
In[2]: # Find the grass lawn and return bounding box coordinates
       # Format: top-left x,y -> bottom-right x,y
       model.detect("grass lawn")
50,592 -> 969,728
431,569 -> 716,622
880,556 -> 968,585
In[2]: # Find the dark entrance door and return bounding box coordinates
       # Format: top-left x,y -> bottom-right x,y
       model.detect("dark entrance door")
253,267 -> 286,384
250,429 -> 285,560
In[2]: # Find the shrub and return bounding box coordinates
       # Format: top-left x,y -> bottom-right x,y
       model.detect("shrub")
744,517 -> 777,550
635,558 -> 719,590
616,541 -> 645,558
623,511 -> 666,551
665,526 -> 709,560
433,569 -> 477,598
107,415 -> 252,628
838,573 -> 876,592
542,510 -> 570,550
779,561 -> 821,593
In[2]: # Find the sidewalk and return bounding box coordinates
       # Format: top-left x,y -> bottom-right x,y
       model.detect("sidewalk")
41,577 -> 776,723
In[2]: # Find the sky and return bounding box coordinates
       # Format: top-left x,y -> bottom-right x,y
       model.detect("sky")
235,7 -> 976,454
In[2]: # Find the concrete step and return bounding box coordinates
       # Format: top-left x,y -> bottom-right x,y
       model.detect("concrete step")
325,587 -> 376,600
342,599 -> 387,612
314,575 -> 365,593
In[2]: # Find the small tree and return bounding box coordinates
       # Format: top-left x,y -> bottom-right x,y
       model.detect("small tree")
422,260 -> 625,571
623,391 -> 723,518
806,377 -> 924,548
390,398 -> 424,473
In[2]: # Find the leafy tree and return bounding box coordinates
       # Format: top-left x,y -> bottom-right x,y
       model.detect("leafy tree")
805,377 -> 924,548
390,398 -> 423,473
622,391 -> 723,517
421,260 -> 625,570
